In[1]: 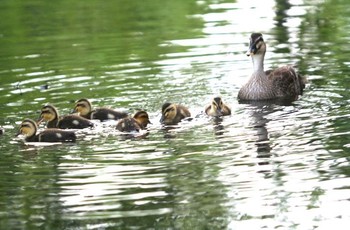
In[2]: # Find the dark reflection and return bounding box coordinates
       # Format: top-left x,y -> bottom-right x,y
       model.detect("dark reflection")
239,97 -> 296,107
273,0 -> 292,54
240,101 -> 288,158
250,109 -> 272,157
212,117 -> 225,136
274,0 -> 291,27
117,131 -> 149,140
161,126 -> 178,139
160,117 -> 194,139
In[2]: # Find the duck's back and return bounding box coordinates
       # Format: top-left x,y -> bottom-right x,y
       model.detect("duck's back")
58,115 -> 94,129
38,129 -> 76,142
174,105 -> 191,123
268,66 -> 305,99
116,118 -> 141,132
91,108 -> 128,121
239,66 -> 305,101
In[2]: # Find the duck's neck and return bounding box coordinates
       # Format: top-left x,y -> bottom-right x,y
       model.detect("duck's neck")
251,53 -> 265,74
47,115 -> 59,128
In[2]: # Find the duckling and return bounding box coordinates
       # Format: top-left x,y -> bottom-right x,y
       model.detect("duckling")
17,119 -> 76,142
38,104 -> 94,129
238,33 -> 306,101
205,97 -> 231,117
74,98 -> 128,121
116,110 -> 151,132
160,103 -> 191,125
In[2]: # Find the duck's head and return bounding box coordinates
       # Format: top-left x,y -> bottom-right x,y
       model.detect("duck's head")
160,102 -> 177,124
17,119 -> 37,137
211,97 -> 225,116
38,105 -> 59,123
247,33 -> 266,56
74,98 -> 92,116
134,110 -> 151,128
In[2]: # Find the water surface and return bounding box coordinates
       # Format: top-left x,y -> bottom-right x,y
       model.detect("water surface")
1,0 -> 350,229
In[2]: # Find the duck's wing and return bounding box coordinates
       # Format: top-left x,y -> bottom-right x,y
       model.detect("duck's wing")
267,65 -> 305,98
223,104 -> 231,115
116,118 -> 140,132
204,105 -> 211,115
178,105 -> 191,117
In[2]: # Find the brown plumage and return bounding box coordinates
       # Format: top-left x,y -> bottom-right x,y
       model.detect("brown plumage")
160,103 -> 191,125
38,104 -> 94,129
74,98 -> 128,121
17,119 -> 76,142
116,111 -> 151,132
205,97 -> 231,117
238,33 -> 306,101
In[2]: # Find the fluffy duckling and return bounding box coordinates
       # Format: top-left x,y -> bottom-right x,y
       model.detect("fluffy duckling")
17,119 -> 76,142
205,97 -> 231,117
116,111 -> 151,132
238,33 -> 306,101
38,104 -> 94,129
160,103 -> 191,125
74,98 -> 128,121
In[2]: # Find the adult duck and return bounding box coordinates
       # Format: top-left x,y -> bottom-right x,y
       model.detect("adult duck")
238,33 -> 305,101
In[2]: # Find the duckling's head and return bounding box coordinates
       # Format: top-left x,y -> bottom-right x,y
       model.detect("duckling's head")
211,97 -> 224,116
38,105 -> 59,123
160,103 -> 177,124
74,98 -> 92,116
247,33 -> 266,56
133,110 -> 151,128
17,119 -> 37,137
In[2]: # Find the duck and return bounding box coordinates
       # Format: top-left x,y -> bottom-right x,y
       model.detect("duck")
205,97 -> 231,117
238,33 -> 306,101
116,110 -> 151,132
74,98 -> 128,121
17,118 -> 76,142
38,104 -> 94,129
160,103 -> 191,125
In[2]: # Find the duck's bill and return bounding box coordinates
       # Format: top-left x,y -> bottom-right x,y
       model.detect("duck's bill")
159,116 -> 164,123
36,117 -> 44,125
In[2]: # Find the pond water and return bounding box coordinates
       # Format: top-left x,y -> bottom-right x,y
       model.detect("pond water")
1,0 -> 350,229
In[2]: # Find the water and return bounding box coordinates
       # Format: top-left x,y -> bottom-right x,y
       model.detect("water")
1,0 -> 350,229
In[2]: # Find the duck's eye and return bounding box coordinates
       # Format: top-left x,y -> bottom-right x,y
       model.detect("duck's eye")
77,103 -> 85,107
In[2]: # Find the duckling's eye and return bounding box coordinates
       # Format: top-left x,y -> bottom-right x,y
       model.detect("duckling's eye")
41,110 -> 50,114
165,108 -> 173,114
21,124 -> 30,128
77,103 -> 85,107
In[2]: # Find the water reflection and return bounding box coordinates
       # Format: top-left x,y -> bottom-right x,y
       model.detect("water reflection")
2,0 -> 350,229
250,108 -> 272,156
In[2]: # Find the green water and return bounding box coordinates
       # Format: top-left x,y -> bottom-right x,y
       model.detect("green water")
1,0 -> 350,229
